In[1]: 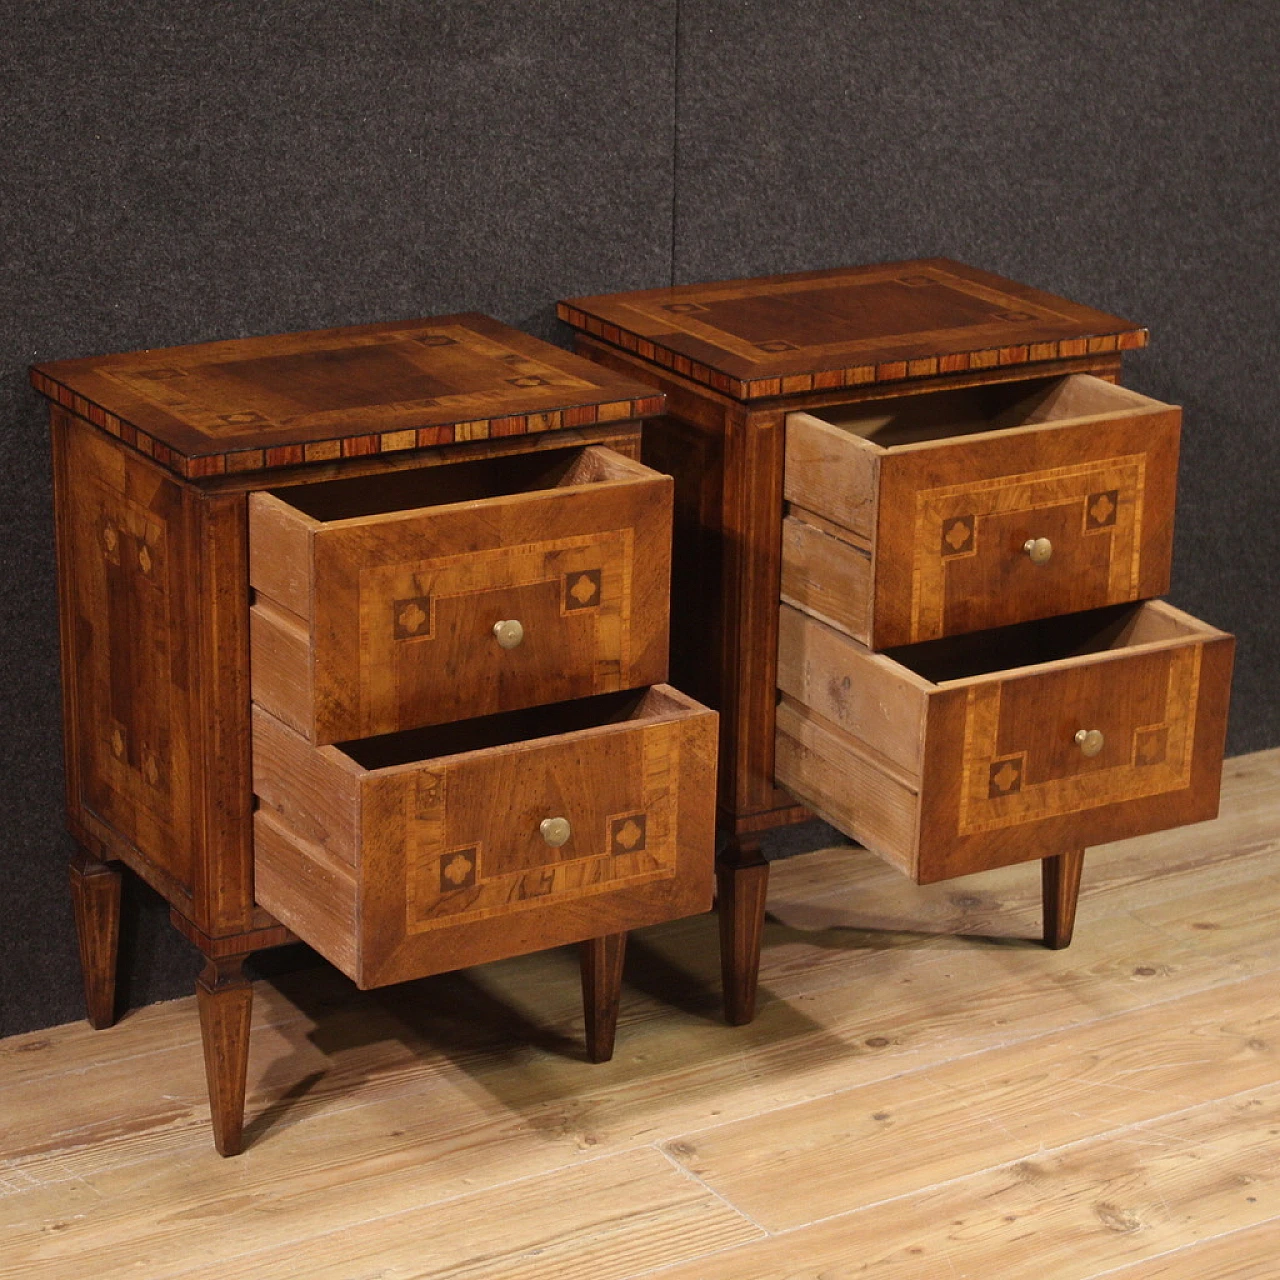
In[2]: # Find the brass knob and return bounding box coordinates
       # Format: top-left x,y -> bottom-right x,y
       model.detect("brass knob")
1075,728 -> 1105,757
492,619 -> 524,649
540,817 -> 571,847
1023,536 -> 1053,566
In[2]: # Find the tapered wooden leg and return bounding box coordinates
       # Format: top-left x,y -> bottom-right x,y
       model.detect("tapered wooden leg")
580,932 -> 627,1063
68,850 -> 123,1030
196,955 -> 254,1157
717,837 -> 770,1026
1043,849 -> 1086,950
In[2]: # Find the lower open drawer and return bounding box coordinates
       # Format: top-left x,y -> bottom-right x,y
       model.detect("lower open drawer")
776,600 -> 1233,883
253,685 -> 717,987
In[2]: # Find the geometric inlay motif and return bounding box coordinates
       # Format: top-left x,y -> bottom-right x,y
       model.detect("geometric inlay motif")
988,758 -> 1023,797
438,848 -> 478,893
941,515 -> 975,556
564,568 -> 603,611
956,644 -> 1201,837
1087,489 -> 1119,529
755,340 -> 799,353
610,813 -> 648,854
899,275 -> 935,287
996,310 -> 1035,322
218,411 -> 269,428
414,334 -> 458,347
137,544 -> 153,575
1134,725 -> 1168,767
393,595 -> 432,640
663,302 -> 708,315
508,376 -> 551,388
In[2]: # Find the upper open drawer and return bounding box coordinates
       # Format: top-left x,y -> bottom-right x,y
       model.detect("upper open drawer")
249,445 -> 673,744
783,374 -> 1181,648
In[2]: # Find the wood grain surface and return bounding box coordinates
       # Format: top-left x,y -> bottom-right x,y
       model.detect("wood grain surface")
31,314 -> 664,479
784,374 -> 1181,646
249,446 -> 673,744
252,687 -> 718,988
2,748 -> 1276,1279
560,258 -> 1146,400
776,601 -> 1235,883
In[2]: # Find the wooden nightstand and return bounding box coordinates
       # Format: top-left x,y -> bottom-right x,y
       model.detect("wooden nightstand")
560,259 -> 1233,1023
32,315 -> 718,1155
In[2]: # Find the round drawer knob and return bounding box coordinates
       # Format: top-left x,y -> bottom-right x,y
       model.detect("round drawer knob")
492,619 -> 525,649
1075,728 -> 1105,758
540,816 -> 572,847
1023,536 -> 1053,566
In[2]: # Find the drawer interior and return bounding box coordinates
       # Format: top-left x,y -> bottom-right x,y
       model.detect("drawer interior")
336,685 -> 694,771
268,444 -> 636,521
808,374 -> 1160,449
883,601 -> 1205,685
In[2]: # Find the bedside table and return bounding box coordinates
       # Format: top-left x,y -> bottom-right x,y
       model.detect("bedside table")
560,259 -> 1233,1023
32,315 -> 718,1155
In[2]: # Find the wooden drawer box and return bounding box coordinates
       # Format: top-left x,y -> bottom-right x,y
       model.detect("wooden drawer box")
776,600 -> 1233,884
250,445 -> 672,744
782,374 -> 1180,648
253,686 -> 718,988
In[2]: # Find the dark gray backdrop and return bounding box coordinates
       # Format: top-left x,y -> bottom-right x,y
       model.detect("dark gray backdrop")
3,0 -> 1275,1038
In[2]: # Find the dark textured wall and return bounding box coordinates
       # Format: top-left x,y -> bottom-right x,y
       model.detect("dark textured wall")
2,1 -> 1275,1037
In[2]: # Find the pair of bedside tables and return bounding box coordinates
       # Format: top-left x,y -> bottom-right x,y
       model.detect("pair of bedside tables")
33,260 -> 1232,1155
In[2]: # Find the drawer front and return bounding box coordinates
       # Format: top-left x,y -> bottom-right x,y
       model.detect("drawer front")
250,448 -> 672,743
775,602 -> 1233,884
916,625 -> 1233,881
876,413 -> 1179,645
784,382 -> 1181,648
253,688 -> 717,987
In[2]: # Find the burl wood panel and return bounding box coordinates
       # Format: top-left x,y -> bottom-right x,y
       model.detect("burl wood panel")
32,314 -> 664,479
560,259 -> 1146,400
784,376 -> 1181,647
252,688 -> 718,988
249,447 -> 673,744
776,603 -> 1234,884
51,408 -> 272,937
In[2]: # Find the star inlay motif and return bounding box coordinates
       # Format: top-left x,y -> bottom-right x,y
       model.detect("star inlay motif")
991,762 -> 1020,793
614,819 -> 643,850
442,853 -> 473,886
398,602 -> 427,635
1090,493 -> 1116,525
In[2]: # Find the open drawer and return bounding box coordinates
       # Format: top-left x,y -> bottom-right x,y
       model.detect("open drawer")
253,685 -> 717,988
249,445 -> 672,744
775,600 -> 1233,884
782,374 -> 1180,648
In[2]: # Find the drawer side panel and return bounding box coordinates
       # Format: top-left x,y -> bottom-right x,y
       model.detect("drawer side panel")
780,512 -> 872,645
775,698 -> 919,875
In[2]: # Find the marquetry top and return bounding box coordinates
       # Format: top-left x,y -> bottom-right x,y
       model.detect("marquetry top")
559,259 -> 1148,401
30,314 -> 665,480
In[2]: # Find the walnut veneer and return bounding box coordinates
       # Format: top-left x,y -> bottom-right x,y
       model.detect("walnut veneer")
34,315 -> 717,1154
561,258 -> 1233,1023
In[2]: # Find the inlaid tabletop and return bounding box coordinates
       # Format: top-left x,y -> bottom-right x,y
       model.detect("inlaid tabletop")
31,314 -> 664,479
559,259 -> 1147,400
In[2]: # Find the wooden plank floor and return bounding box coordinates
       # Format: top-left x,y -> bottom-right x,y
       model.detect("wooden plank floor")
2,748 -> 1278,1279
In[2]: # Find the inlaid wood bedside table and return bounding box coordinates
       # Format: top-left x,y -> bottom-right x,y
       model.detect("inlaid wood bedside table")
32,316 -> 718,1155
560,260 -> 1233,1023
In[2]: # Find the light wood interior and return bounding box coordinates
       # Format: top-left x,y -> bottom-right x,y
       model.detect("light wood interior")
811,374 -> 1160,448
270,444 -> 634,522
5,749 -> 1276,1279
884,601 -> 1205,685
336,685 -> 687,771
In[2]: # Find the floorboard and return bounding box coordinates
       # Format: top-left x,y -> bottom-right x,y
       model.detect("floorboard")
2,748 -> 1277,1280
